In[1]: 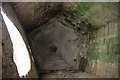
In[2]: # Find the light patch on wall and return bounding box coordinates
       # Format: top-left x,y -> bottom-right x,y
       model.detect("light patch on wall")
1,10 -> 31,77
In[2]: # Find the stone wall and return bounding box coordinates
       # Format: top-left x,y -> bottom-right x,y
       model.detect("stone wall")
60,2 -> 118,78
28,19 -> 81,73
1,2 -> 118,78
61,3 -> 118,34
0,4 -> 2,79
2,3 -> 38,78
82,21 -> 118,78
2,18 -> 19,78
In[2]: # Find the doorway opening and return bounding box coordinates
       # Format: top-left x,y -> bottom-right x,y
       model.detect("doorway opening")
1,10 -> 31,77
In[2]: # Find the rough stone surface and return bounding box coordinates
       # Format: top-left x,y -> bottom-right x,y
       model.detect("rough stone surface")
7,2 -> 118,34
59,2 -> 118,78
0,11 -> 2,80
28,19 -> 81,73
11,2 -> 62,33
1,2 -> 119,78
60,2 -> 118,35
40,70 -> 99,78
80,21 -> 118,78
2,20 -> 19,78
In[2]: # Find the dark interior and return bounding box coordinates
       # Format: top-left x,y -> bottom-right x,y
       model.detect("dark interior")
1,2 -> 119,78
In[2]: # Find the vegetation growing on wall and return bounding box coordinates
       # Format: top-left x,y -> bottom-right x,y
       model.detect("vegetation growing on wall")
64,18 -> 84,35
73,2 -> 94,17
62,2 -> 118,65
86,37 -> 118,63
63,3 -> 95,36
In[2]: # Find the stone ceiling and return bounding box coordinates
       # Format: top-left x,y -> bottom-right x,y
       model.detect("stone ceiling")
11,2 -> 62,33
6,2 -> 118,34
60,2 -> 118,35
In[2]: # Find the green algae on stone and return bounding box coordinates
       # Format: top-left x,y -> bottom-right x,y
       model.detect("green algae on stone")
86,41 -> 100,61
86,37 -> 118,63
73,2 -> 94,17
63,3 -> 95,35
64,18 -> 85,35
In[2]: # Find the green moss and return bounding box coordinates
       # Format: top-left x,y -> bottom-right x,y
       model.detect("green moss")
87,42 -> 101,61
63,3 -> 94,35
86,37 -> 118,63
64,18 -> 85,35
74,2 -> 94,17
63,3 -> 95,35
107,37 -> 118,63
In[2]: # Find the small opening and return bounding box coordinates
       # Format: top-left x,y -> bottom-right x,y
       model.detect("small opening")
74,59 -> 76,61
50,45 -> 57,53
1,10 -> 31,77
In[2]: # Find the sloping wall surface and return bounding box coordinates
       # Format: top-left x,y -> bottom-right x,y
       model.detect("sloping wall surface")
85,21 -> 118,78
76,20 -> 118,78
59,2 -> 118,78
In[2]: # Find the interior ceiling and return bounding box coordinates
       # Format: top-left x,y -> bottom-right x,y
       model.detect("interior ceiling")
12,2 -> 62,33
11,2 -> 118,34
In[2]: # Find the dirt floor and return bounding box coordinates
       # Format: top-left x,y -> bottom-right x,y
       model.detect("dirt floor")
39,70 -> 99,78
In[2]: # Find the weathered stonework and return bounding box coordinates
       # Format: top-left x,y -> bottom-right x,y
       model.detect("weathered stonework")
1,2 -> 119,78
2,20 -> 19,78
28,19 -> 81,74
82,21 -> 118,78
58,3 -> 118,78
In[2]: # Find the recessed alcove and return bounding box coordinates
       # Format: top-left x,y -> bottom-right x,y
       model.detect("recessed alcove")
28,19 -> 81,72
